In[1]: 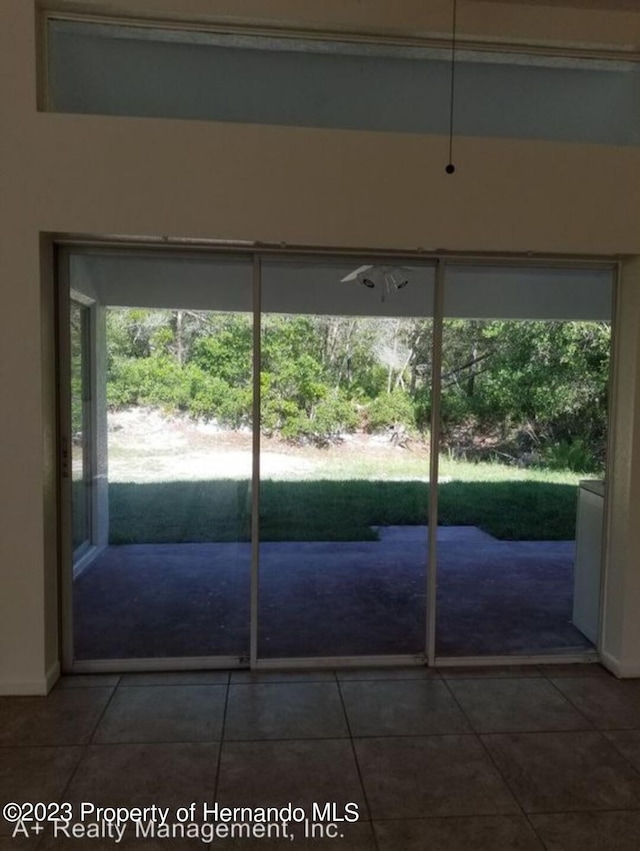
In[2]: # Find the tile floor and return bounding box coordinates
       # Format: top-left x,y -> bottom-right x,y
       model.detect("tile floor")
2,664 -> 640,848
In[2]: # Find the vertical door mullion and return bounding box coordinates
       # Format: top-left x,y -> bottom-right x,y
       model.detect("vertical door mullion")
250,255 -> 262,668
598,261 -> 621,653
426,259 -> 445,665
57,248 -> 75,672
84,305 -> 95,547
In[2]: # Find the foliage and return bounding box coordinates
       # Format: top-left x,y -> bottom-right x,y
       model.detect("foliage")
106,308 -> 611,467
107,355 -> 193,410
190,316 -> 253,386
538,438 -> 597,474
439,319 -> 610,470
366,389 -> 415,432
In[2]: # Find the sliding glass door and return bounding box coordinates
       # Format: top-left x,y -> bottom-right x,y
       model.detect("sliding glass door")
61,247 -> 614,670
435,264 -> 613,659
257,257 -> 436,660
63,252 -> 254,665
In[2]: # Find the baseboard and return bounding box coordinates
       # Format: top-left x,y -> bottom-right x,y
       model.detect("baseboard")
600,649 -> 640,678
0,662 -> 60,696
46,660 -> 61,692
70,656 -> 243,674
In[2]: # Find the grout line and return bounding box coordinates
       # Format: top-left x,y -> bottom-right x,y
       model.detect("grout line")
439,675 -> 483,735
213,681 -> 231,800
115,681 -> 229,689
334,678 -> 378,850
595,729 -> 640,780
87,684 -> 120,745
5,728 -> 623,748
14,723 -> 640,750
370,807 -> 640,821
543,677 -> 600,731
440,676 -> 533,827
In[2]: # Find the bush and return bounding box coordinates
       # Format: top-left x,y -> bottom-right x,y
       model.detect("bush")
366,390 -> 415,433
312,391 -> 360,436
188,375 -> 251,428
261,398 -> 308,440
190,321 -> 252,386
538,438 -> 599,474
261,390 -> 358,445
107,356 -> 192,410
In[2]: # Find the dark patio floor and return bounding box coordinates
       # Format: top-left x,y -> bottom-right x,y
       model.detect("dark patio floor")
73,526 -> 593,661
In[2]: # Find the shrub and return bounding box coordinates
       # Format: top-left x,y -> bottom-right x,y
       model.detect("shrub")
107,356 -> 192,410
189,375 -> 251,428
538,438 -> 599,474
366,390 -> 415,433
312,391 -> 360,436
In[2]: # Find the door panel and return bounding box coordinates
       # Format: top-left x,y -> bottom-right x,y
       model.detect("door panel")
64,252 -> 254,664
257,257 -> 436,660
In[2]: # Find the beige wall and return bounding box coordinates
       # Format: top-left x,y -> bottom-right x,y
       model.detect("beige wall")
602,258 -> 640,673
2,0 -> 640,691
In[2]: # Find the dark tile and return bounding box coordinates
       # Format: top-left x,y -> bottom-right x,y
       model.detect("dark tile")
231,670 -> 335,684
0,747 -> 82,835
337,667 -> 439,681
354,735 -> 518,819
530,811 -> 640,850
0,835 -> 41,849
448,678 -> 591,733
0,688 -> 112,745
93,685 -> 226,743
55,674 -> 120,688
340,679 -> 470,736
217,740 -> 366,816
119,671 -> 229,686
550,677 -> 640,729
40,833 -> 205,849
538,663 -> 610,679
440,666 -> 542,679
209,821 -> 376,849
483,731 -> 640,813
375,816 -> 545,850
604,729 -> 640,771
618,679 -> 640,705
224,683 -> 348,740
64,742 -> 218,810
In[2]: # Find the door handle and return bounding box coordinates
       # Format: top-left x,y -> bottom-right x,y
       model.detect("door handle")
61,434 -> 70,479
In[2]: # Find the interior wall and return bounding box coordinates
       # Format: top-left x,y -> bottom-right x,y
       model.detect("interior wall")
601,258 -> 640,675
2,0 -> 640,690
40,237 -> 60,686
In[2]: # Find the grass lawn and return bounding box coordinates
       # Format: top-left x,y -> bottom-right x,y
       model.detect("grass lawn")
109,460 -> 582,543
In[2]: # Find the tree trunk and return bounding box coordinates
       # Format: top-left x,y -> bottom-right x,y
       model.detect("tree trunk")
175,310 -> 184,366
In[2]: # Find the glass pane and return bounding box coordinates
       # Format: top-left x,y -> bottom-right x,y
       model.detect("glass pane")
70,301 -> 91,555
436,264 -> 613,657
70,253 -> 253,661
258,258 -> 435,659
48,19 -> 640,146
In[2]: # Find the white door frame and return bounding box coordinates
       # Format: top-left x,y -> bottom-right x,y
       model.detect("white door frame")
57,242 -> 616,673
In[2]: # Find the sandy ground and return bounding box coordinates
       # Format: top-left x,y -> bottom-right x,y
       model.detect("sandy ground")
106,407 -> 426,483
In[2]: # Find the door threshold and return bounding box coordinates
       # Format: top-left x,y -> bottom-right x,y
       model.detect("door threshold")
66,655 -> 246,674
434,651 -> 600,667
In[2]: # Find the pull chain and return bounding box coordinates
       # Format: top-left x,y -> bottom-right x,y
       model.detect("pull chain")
446,0 -> 458,174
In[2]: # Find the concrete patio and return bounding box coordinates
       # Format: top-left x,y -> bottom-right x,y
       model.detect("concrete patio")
73,526 -> 592,662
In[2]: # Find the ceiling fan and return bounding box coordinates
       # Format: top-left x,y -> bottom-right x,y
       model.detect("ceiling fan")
340,265 -> 411,302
